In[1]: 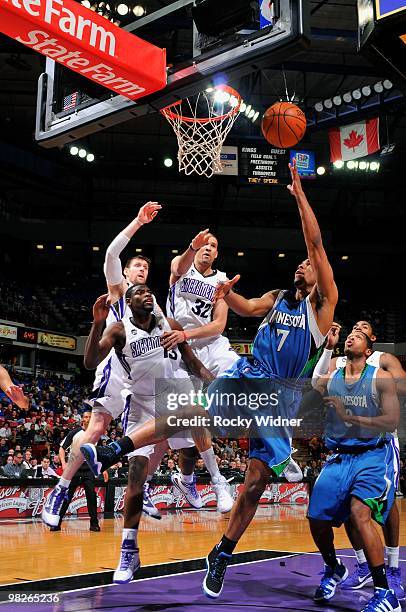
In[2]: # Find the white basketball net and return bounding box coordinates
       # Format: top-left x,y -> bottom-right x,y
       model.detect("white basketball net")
161,86 -> 242,178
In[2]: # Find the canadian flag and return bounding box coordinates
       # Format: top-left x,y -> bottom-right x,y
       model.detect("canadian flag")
329,118 -> 380,162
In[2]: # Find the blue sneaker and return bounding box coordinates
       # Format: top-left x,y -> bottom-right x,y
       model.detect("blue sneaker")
142,483 -> 161,520
314,560 -> 348,603
203,544 -> 232,598
42,484 -> 69,527
341,561 -> 373,590
387,567 -> 405,601
361,588 -> 401,611
80,442 -> 119,476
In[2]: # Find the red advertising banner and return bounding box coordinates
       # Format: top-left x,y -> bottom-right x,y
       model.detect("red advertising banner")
0,484 -> 105,518
114,482 -> 309,511
0,0 -> 166,100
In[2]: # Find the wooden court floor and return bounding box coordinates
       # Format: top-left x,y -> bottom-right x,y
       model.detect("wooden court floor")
1,500 -> 406,585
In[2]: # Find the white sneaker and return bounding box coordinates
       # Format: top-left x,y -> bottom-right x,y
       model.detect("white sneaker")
212,475 -> 233,513
171,473 -> 203,509
282,458 -> 303,483
142,483 -> 161,519
113,542 -> 140,584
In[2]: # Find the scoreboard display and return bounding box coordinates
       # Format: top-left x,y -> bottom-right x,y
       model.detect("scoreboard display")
239,146 -> 289,184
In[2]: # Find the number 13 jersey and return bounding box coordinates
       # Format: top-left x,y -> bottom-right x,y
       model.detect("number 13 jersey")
166,264 -> 227,345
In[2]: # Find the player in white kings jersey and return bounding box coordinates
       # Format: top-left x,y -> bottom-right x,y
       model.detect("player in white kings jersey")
82,284 -> 215,582
165,230 -> 239,508
41,202 -> 162,528
312,320 -> 406,599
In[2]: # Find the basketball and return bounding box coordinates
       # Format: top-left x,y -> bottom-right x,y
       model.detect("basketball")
261,102 -> 307,148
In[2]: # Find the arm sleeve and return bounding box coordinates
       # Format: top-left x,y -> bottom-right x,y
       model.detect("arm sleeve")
311,349 -> 333,387
103,233 -> 130,285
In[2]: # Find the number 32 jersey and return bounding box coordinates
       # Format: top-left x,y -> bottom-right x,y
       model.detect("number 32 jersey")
166,264 -> 227,341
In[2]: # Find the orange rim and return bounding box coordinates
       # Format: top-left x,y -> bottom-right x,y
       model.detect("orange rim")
160,84 -> 242,124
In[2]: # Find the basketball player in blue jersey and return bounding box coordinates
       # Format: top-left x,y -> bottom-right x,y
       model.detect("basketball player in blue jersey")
308,330 -> 400,612
199,158 -> 338,598
164,228 -> 239,512
312,320 -> 406,599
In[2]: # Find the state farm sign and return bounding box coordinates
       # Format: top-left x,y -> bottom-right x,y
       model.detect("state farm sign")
0,0 -> 166,100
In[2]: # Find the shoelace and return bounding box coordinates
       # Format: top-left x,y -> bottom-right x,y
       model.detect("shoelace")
210,554 -> 229,587
120,550 -> 136,571
184,481 -> 199,499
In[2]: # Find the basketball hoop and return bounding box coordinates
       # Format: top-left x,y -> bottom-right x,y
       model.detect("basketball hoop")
160,84 -> 242,178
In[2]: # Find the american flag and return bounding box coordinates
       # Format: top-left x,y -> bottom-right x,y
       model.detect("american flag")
63,91 -> 79,111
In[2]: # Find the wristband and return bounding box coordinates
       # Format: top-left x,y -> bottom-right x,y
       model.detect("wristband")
189,243 -> 198,252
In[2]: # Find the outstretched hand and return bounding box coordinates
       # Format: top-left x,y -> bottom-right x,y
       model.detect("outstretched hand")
137,202 -> 162,225
326,322 -> 341,350
212,275 -> 240,303
5,384 -> 29,410
93,294 -> 110,323
191,228 -> 211,251
287,158 -> 303,198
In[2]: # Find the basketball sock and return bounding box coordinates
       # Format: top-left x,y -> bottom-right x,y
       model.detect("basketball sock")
181,472 -> 194,484
322,549 -> 338,570
385,546 -> 399,568
122,528 -> 138,547
114,436 -> 135,457
217,535 -> 237,555
355,549 -> 367,565
370,564 -> 389,590
200,448 -> 221,480
59,477 -> 71,488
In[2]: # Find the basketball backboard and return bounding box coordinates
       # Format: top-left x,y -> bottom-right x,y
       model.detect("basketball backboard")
35,0 -> 309,147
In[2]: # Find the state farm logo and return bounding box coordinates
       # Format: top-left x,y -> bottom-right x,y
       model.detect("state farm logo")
5,0 -> 116,55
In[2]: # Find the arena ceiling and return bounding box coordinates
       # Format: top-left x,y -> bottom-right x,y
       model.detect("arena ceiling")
0,0 -> 405,264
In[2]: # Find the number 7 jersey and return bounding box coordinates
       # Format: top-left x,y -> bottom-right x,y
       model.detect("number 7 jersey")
166,264 -> 227,337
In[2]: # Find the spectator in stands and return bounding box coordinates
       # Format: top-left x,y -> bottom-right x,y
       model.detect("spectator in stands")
0,437 -> 9,460
2,451 -> 27,478
0,421 -> 11,439
195,458 -> 208,474
22,450 -> 32,469
306,460 -> 320,480
33,457 -> 58,479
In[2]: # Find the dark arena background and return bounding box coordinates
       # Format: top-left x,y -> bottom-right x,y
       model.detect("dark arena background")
0,1 -> 406,610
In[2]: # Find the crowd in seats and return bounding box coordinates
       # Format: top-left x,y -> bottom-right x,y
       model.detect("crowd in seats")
0,278 -> 49,329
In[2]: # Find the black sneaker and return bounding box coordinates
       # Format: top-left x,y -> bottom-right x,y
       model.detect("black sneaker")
203,544 -> 232,598
90,523 -> 101,532
80,442 -> 120,476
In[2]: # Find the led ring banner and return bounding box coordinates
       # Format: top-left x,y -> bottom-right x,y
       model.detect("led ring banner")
0,0 -> 167,100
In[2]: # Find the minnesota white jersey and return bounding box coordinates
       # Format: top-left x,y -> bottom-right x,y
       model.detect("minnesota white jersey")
336,350 -> 383,369
117,314 -> 182,396
167,264 -> 227,346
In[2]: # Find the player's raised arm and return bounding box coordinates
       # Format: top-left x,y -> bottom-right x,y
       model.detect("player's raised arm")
84,295 -> 126,369
214,277 -> 280,318
169,229 -> 211,284
0,365 -> 29,410
287,159 -> 338,332
104,202 -> 161,301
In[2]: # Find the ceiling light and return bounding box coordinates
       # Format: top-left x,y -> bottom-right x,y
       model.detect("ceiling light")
278,253 -> 285,258
133,4 -> 145,16
78,148 -> 87,158
163,157 -> 173,168
316,166 -> 326,175
361,85 -> 371,97
172,249 -> 179,254
323,99 -> 333,110
333,95 -> 342,106
314,102 -> 323,112
333,160 -> 344,169
86,153 -> 95,162
343,92 -> 352,104
56,245 -> 63,251
135,248 -> 142,253
383,79 -> 393,90
36,244 -> 44,250
92,246 -> 100,251
237,252 -> 244,257
70,146 -> 78,155
373,81 -> 384,93
352,89 -> 361,100
347,160 -> 356,169
370,161 -> 380,171
359,161 -> 368,170
341,255 -> 349,260
117,3 -> 129,15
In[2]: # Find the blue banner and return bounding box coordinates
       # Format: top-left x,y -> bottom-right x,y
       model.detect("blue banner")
376,0 -> 406,19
